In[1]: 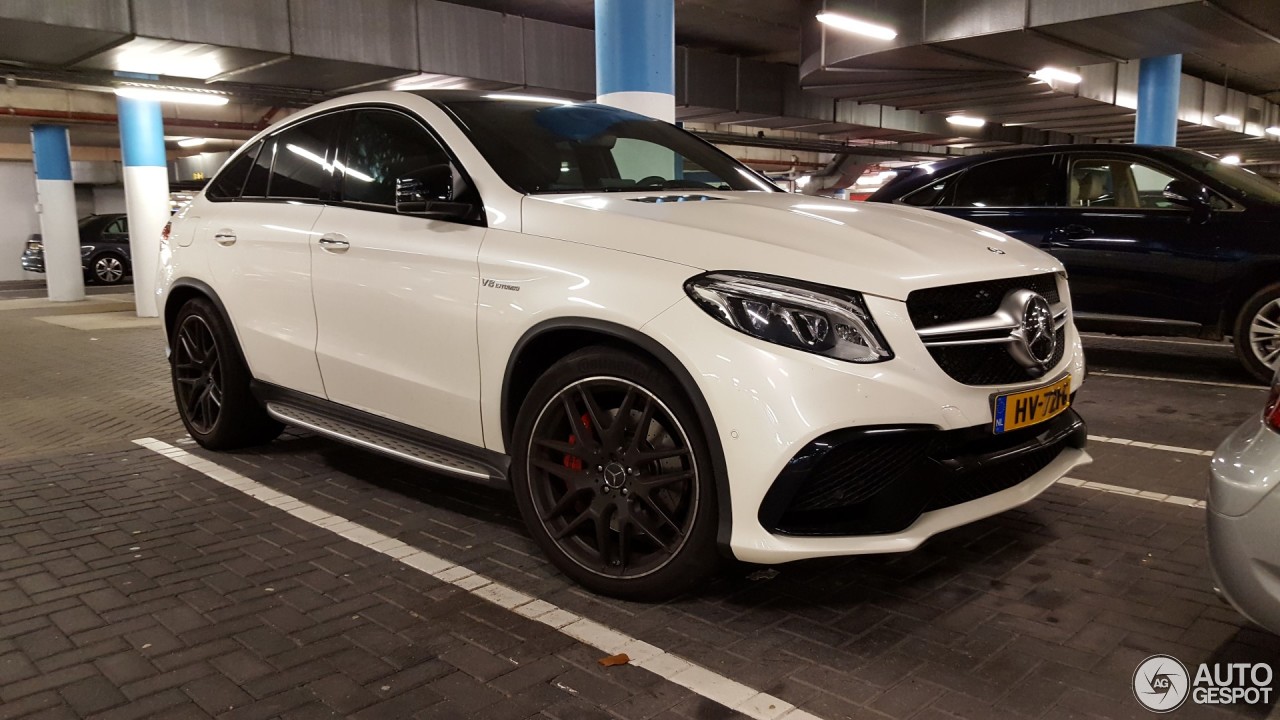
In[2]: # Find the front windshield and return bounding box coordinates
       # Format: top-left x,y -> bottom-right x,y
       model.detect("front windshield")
432,97 -> 777,194
1177,151 -> 1280,205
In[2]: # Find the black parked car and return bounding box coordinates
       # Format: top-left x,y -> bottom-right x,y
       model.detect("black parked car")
869,145 -> 1280,382
21,213 -> 131,285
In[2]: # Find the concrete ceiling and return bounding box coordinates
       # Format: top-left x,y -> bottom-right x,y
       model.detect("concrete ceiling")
800,0 -> 1280,164
444,0 -> 808,63
0,0 -> 1275,170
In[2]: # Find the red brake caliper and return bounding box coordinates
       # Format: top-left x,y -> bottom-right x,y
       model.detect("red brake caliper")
563,413 -> 591,471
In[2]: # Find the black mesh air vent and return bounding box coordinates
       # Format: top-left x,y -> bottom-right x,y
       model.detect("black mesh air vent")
907,274 -> 1059,330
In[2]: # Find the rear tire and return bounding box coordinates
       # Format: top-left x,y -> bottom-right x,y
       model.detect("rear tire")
1233,284 -> 1280,384
170,297 -> 283,449
89,253 -> 127,285
511,347 -> 720,600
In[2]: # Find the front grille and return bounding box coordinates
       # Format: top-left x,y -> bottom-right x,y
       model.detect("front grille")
907,273 -> 1059,329
929,327 -> 1066,386
759,410 -> 1084,537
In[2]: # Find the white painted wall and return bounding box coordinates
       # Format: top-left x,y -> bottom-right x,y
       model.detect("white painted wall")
93,186 -> 126,215
0,161 -> 41,282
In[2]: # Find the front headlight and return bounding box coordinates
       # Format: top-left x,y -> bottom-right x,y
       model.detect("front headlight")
684,272 -> 893,363
81,245 -> 94,257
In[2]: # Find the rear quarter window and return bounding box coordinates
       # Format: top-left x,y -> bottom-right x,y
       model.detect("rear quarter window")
206,141 -> 262,200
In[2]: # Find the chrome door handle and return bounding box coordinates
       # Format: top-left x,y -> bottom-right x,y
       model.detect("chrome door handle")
1045,224 -> 1093,247
213,229 -> 237,246
317,233 -> 350,253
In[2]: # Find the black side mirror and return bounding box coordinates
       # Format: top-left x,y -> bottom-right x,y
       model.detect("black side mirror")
395,165 -> 472,219
1162,179 -> 1211,209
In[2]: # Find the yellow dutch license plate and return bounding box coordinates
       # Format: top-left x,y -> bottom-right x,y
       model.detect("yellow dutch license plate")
992,375 -> 1071,434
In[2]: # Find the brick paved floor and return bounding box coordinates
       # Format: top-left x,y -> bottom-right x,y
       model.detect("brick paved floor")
1,285 -> 1277,719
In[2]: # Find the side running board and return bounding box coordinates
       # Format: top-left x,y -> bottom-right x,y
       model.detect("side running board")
263,397 -> 508,483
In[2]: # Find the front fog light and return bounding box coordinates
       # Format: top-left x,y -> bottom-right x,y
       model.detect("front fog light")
685,272 -> 892,363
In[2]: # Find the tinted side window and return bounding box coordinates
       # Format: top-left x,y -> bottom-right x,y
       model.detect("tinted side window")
267,114 -> 341,201
949,156 -> 1063,207
206,141 -> 261,200
242,140 -> 273,197
902,173 -> 959,206
1069,157 -> 1188,209
340,110 -> 451,207
103,218 -> 126,235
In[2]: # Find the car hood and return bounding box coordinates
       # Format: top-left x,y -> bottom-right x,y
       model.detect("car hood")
521,192 -> 1063,301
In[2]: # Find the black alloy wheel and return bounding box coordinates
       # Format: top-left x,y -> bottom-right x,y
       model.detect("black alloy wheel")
173,314 -> 223,434
170,297 -> 283,449
513,347 -> 719,600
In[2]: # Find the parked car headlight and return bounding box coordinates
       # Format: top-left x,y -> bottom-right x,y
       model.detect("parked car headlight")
685,272 -> 893,363
81,245 -> 94,257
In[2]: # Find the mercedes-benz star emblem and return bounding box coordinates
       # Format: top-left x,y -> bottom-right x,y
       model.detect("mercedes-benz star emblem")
1008,292 -> 1058,374
996,289 -> 1059,376
602,462 -> 627,489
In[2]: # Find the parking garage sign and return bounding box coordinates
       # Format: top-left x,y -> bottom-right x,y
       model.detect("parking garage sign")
1134,655 -> 1273,712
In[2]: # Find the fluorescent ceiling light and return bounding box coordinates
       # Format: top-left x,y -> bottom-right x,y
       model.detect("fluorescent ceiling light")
1220,154 -> 1241,164
815,12 -> 897,40
176,137 -> 206,148
946,115 -> 986,128
115,87 -> 228,106
483,93 -> 574,105
1214,114 -> 1242,126
1265,126 -> 1280,137
1030,67 -> 1081,84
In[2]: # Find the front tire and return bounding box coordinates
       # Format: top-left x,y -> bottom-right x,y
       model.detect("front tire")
170,297 -> 283,449
1233,284 -> 1280,383
511,347 -> 720,600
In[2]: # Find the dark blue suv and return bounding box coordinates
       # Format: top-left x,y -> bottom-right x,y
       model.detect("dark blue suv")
869,145 -> 1280,382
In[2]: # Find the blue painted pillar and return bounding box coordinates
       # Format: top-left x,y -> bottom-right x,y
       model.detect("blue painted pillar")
117,88 -> 169,317
30,125 -> 84,302
1135,54 -> 1181,146
595,0 -> 675,123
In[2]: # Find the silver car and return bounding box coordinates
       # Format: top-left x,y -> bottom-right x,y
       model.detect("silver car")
1208,371 -> 1280,635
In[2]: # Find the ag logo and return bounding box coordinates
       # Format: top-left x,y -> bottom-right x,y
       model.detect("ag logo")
1134,655 -> 1190,713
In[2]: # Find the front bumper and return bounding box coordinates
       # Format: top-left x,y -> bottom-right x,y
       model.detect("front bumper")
1208,418 -> 1280,635
761,408 -> 1086,536
642,295 -> 1090,564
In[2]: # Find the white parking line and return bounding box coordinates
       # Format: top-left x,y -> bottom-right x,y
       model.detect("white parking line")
133,437 -> 821,720
1087,435 -> 1214,457
1090,370 -> 1264,390
1057,476 -> 1205,508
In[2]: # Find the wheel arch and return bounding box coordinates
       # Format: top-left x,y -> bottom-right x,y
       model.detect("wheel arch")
501,318 -> 734,553
88,249 -> 129,276
164,278 -> 250,371
1222,264 -> 1280,339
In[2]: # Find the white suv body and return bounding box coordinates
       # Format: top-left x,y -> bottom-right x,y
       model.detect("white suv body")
159,91 -> 1090,598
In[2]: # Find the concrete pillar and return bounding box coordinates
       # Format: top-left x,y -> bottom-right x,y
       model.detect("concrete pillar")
117,91 -> 168,317
1135,54 -> 1181,146
30,125 -> 84,302
594,0 -> 675,123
